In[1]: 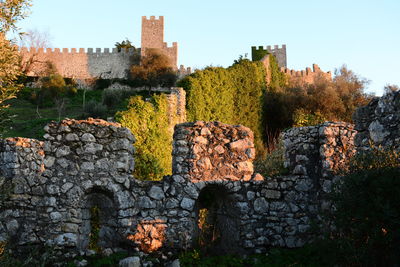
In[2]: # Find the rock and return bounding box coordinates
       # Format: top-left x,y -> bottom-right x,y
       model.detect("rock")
75,259 -> 88,267
368,120 -> 389,143
65,133 -> 79,141
81,133 -> 96,142
168,259 -> 181,267
138,196 -> 156,209
180,197 -> 195,210
254,197 -> 268,213
119,256 -> 141,267
148,186 -> 165,200
55,146 -> 70,157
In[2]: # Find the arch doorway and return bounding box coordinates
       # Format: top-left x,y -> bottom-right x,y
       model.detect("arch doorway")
79,188 -> 119,252
195,184 -> 242,255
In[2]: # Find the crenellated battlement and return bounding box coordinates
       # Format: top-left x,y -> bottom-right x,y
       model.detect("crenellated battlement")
19,46 -> 137,55
142,15 -> 164,22
281,64 -> 332,84
251,44 -> 287,68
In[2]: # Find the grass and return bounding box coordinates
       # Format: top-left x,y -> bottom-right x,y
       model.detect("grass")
3,88 -> 124,139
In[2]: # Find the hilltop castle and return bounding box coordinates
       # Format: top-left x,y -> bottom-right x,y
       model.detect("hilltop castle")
20,15 -> 330,86
251,45 -> 331,85
20,16 -> 189,83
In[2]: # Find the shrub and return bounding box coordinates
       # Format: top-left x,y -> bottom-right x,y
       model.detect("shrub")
324,146 -> 400,266
84,100 -> 108,119
178,59 -> 266,156
254,139 -> 288,177
292,108 -> 326,127
116,94 -> 173,180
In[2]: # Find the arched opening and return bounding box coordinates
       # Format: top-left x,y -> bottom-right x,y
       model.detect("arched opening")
79,187 -> 119,252
195,184 -> 242,255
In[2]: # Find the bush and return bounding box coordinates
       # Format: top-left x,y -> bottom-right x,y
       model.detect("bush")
330,167 -> 400,266
116,94 -> 173,180
324,146 -> 400,266
254,139 -> 288,177
102,88 -> 149,108
178,59 -> 266,156
84,100 -> 108,119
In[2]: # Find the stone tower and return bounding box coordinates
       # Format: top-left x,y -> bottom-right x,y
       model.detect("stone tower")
251,45 -> 287,68
141,16 -> 178,69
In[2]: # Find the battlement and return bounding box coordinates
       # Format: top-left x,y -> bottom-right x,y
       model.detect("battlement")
162,41 -> 178,49
282,64 -> 332,85
19,46 -> 137,55
252,44 -> 287,52
251,44 -> 287,68
142,15 -> 164,22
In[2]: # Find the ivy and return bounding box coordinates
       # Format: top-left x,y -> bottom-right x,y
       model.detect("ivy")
178,59 -> 266,156
116,94 -> 172,180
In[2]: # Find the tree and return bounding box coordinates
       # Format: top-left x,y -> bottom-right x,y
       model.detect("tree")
0,0 -> 32,135
130,48 -> 177,93
115,38 -> 135,52
40,73 -> 76,121
19,28 -> 52,76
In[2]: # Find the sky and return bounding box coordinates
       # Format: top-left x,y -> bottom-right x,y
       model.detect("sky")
15,0 -> 400,95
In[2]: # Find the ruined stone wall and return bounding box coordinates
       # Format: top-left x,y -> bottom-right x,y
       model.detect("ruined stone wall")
0,118 -> 362,258
20,47 -> 139,80
353,90 -> 400,151
282,64 -> 332,85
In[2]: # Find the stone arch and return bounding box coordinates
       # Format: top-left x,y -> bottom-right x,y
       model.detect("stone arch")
78,186 -> 119,251
194,183 -> 243,255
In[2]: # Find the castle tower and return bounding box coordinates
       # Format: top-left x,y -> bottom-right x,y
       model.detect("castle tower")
141,16 -> 178,69
141,16 -> 164,49
251,45 -> 287,68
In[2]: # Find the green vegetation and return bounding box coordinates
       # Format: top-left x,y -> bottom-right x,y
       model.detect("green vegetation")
178,58 -> 266,155
0,0 -> 32,136
251,46 -> 268,62
180,243 -> 340,267
263,65 -> 370,148
326,146 -> 400,266
130,48 -> 177,92
3,88 -> 105,139
116,94 -> 172,180
89,206 -> 101,253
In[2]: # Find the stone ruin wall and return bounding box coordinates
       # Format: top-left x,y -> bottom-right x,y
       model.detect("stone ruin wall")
0,93 -> 398,258
0,119 -> 358,257
353,90 -> 400,151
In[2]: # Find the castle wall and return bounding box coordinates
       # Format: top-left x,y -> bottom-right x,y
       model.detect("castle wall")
20,47 -> 139,80
282,64 -> 332,85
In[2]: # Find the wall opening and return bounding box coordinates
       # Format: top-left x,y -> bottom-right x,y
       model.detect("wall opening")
195,184 -> 242,255
79,187 -> 119,252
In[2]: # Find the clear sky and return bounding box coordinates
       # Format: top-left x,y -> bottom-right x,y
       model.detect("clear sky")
16,0 -> 400,95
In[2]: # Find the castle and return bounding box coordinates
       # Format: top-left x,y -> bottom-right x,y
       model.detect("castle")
20,15 -> 330,87
252,45 -> 332,85
19,16 -> 190,83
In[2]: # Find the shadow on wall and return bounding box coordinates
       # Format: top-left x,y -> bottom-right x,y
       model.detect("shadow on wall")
79,187 -> 119,252
195,184 -> 243,255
